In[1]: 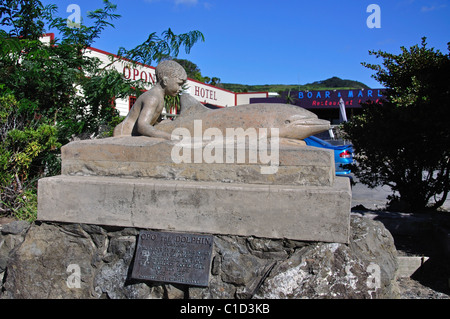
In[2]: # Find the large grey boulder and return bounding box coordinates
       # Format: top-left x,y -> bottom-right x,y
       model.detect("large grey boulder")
254,216 -> 398,298
0,215 -> 398,299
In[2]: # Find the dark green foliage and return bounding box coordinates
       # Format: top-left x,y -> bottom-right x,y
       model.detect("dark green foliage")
0,0 -> 55,40
0,92 -> 60,220
307,77 -> 369,90
49,0 -> 120,48
0,0 -> 136,144
222,77 -> 369,93
343,38 -> 450,212
173,59 -> 221,86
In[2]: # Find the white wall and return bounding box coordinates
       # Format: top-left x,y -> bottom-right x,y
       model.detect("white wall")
236,92 -> 269,105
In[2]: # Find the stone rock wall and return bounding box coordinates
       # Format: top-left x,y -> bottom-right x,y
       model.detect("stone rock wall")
0,215 -> 399,299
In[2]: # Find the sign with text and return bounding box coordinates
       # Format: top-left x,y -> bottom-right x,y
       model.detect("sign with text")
131,230 -> 214,287
251,88 -> 385,110
295,89 -> 385,109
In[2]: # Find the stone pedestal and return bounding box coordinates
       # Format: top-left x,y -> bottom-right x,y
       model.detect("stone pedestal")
37,136 -> 351,243
61,136 -> 335,187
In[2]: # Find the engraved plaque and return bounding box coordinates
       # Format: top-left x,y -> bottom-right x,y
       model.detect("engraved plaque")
131,230 -> 214,287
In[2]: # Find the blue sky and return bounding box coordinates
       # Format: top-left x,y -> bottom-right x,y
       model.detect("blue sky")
41,0 -> 449,88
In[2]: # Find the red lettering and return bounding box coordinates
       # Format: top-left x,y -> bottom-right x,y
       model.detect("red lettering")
313,100 -> 326,106
140,71 -> 147,82
133,69 -> 139,80
148,72 -> 155,84
193,86 -> 219,101
123,67 -> 131,79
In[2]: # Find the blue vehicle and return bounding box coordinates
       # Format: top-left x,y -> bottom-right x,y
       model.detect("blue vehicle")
304,135 -> 353,178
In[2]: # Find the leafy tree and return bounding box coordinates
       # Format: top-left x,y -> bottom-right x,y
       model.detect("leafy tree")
0,0 -> 53,40
173,58 -> 203,80
0,0 -> 204,220
117,28 -> 204,66
0,0 -> 136,142
173,58 -> 221,86
343,38 -> 450,212
283,89 -> 297,104
308,77 -> 369,89
209,77 -> 221,86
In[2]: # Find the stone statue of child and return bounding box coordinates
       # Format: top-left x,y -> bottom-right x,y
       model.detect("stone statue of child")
113,60 -> 187,139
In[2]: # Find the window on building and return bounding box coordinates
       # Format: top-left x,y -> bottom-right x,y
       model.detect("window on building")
129,96 -> 137,110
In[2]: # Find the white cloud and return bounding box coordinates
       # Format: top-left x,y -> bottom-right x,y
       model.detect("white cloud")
143,0 -> 199,5
421,4 -> 447,12
143,0 -> 210,8
421,5 -> 437,11
175,0 -> 199,5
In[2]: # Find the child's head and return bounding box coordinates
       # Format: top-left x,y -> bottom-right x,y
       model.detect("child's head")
155,60 -> 187,83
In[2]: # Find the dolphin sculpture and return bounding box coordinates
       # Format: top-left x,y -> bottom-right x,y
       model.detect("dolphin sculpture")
153,94 -> 331,142
113,93 -> 330,143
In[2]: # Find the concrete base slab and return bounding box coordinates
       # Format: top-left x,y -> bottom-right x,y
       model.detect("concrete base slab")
61,136 -> 335,187
37,175 -> 351,243
397,256 -> 430,277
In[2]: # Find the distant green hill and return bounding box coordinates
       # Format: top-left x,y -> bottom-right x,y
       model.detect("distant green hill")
222,76 -> 370,93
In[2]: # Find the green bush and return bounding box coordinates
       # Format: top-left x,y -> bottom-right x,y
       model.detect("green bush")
343,38 -> 450,212
0,93 -> 60,220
